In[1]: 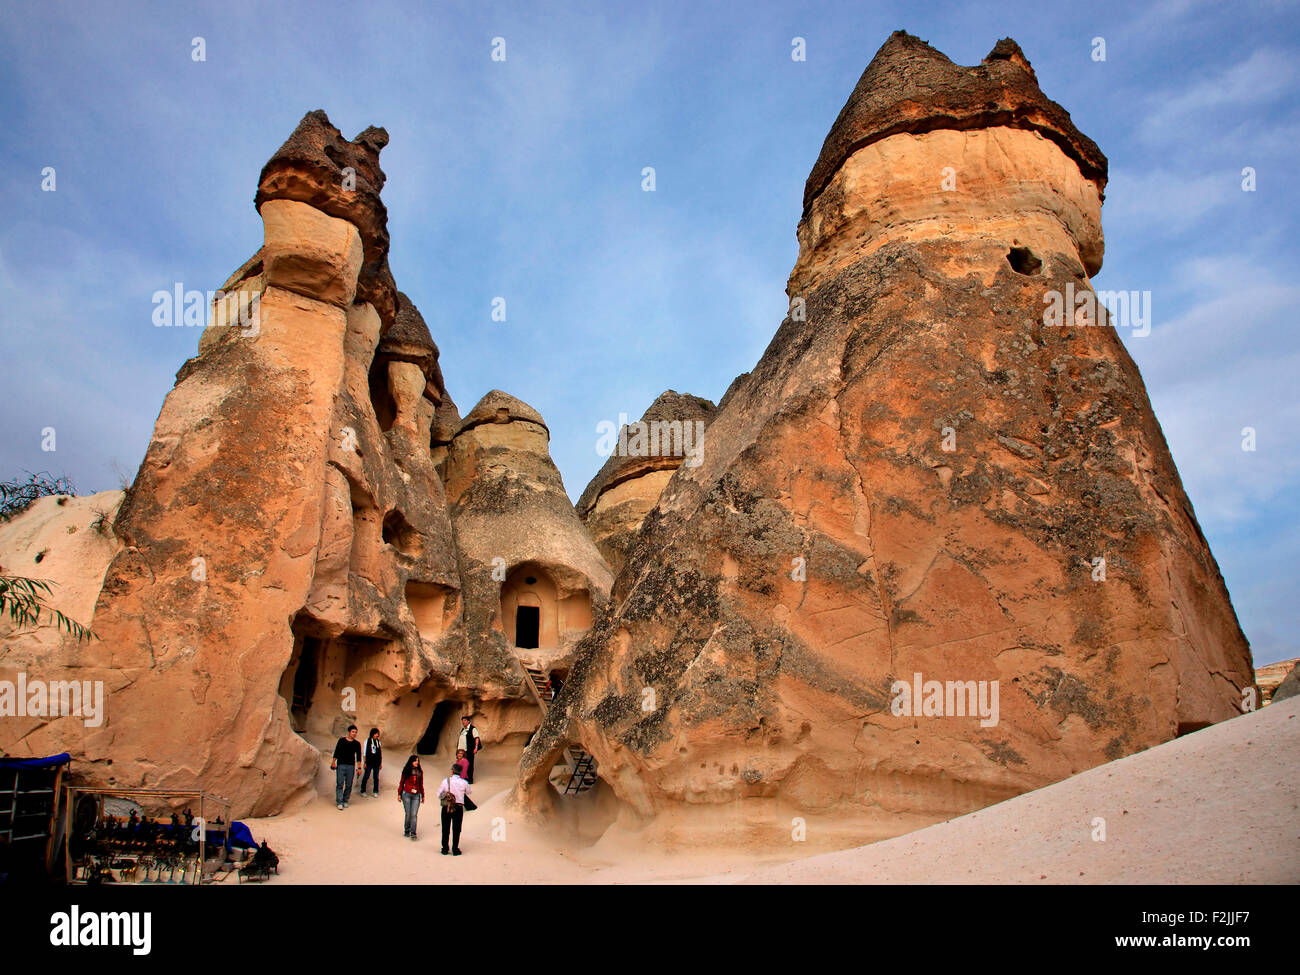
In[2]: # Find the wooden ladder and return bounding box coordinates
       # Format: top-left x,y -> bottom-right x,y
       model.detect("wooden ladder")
521,664 -> 555,705
518,663 -> 596,794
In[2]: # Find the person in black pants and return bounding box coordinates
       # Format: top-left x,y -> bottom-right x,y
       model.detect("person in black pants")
436,763 -> 472,855
457,715 -> 481,783
360,727 -> 382,796
331,725 -> 362,809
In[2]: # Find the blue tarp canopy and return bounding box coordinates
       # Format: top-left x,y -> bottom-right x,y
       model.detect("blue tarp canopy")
0,753 -> 71,769
225,821 -> 257,848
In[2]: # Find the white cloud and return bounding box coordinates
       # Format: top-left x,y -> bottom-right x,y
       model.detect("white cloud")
1143,48 -> 1298,140
1104,167 -> 1236,236
1126,255 -> 1300,528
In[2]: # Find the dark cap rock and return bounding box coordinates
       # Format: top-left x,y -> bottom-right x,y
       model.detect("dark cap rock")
577,390 -> 717,517
379,292 -> 445,400
456,390 -> 549,438
802,31 -> 1108,216
255,110 -> 398,325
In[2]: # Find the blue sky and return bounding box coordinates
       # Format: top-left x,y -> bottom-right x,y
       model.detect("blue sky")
1,0 -> 1296,665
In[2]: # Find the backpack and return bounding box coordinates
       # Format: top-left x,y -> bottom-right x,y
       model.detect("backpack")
440,779 -> 458,813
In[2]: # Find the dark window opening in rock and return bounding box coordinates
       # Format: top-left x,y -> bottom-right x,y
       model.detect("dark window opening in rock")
515,606 -> 540,649
1176,720 -> 1213,737
368,357 -> 397,433
502,563 -> 576,650
382,509 -> 421,557
416,700 -> 459,755
1007,247 -> 1042,275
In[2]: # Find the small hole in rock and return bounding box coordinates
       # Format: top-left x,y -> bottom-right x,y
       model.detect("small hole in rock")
1007,247 -> 1042,275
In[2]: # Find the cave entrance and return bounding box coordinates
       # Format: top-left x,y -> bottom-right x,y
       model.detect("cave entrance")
284,633 -> 324,734
280,619 -> 396,741
416,700 -> 460,756
515,605 -> 540,649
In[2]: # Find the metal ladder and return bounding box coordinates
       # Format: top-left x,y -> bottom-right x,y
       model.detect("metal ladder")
519,663 -> 597,794
0,768 -> 58,843
563,750 -> 598,794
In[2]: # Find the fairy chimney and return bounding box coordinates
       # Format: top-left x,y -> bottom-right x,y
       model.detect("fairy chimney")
515,33 -> 1255,846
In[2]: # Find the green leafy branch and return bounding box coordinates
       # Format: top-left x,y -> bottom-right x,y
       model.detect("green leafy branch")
0,575 -> 94,642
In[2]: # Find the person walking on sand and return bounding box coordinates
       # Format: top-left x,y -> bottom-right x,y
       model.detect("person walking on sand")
331,725 -> 362,810
360,727 -> 383,796
457,715 -> 481,783
397,755 -> 425,839
453,748 -> 469,779
436,763 -> 471,856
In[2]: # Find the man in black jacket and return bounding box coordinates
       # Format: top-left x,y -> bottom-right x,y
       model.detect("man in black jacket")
331,725 -> 362,809
359,727 -> 383,796
457,715 -> 482,783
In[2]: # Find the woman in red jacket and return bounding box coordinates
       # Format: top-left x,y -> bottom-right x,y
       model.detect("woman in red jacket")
397,755 -> 425,840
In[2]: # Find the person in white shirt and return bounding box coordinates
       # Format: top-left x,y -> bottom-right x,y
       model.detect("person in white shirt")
456,715 -> 482,783
436,764 -> 472,856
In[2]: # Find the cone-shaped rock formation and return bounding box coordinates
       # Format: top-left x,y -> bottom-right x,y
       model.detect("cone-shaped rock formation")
515,33 -> 1255,846
446,391 -> 613,682
578,391 -> 717,573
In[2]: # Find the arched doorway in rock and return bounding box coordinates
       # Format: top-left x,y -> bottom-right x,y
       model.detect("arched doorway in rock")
501,564 -> 557,649
513,734 -> 636,846
500,563 -> 593,650
415,700 -> 460,756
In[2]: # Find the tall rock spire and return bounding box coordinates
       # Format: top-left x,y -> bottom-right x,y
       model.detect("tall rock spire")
516,34 -> 1254,847
0,112 -> 572,815
444,391 -> 613,691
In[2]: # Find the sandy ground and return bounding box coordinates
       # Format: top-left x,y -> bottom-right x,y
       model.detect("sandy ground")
242,748 -> 792,884
726,695 -> 1300,884
244,696 -> 1299,885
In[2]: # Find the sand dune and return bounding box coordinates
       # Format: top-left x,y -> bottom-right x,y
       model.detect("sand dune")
725,696 -> 1300,884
